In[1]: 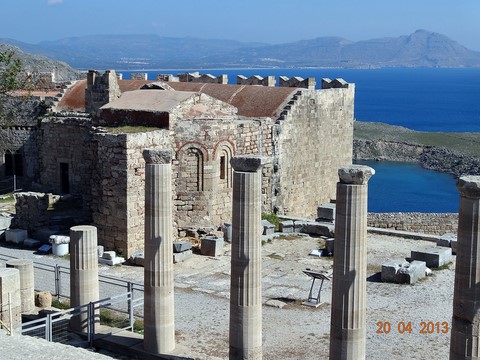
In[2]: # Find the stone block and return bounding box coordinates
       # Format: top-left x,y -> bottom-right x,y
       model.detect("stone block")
23,238 -> 41,248
451,238 -> 457,255
262,220 -> 275,235
0,215 -> 12,230
300,222 -> 334,237
201,236 -> 224,257
394,261 -> 427,284
325,238 -> 335,255
317,204 -> 336,222
0,268 -> 21,325
97,245 -> 104,258
279,220 -> 294,233
51,243 -> 69,256
102,251 -> 116,260
132,252 -> 145,266
381,259 -> 409,283
173,241 -> 192,253
223,223 -> 232,242
411,246 -> 452,268
98,256 -> 124,266
437,233 -> 457,254
5,229 -> 28,244
293,221 -> 305,233
48,235 -> 70,244
173,249 -> 193,263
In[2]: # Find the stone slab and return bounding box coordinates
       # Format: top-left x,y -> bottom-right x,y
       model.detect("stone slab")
173,241 -> 192,253
317,204 -> 336,222
173,249 -> 193,263
279,220 -> 294,233
5,229 -> 28,244
262,220 -> 275,235
98,256 -> 125,266
201,236 -> 224,257
411,246 -> 452,268
300,222 -> 334,237
102,251 -> 116,260
381,259 -> 409,283
394,261 -> 427,284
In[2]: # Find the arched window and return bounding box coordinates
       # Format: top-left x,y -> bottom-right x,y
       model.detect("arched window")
217,145 -> 233,188
179,147 -> 204,192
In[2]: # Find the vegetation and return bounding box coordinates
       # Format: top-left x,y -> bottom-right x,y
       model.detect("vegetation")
100,309 -> 144,334
354,121 -> 480,158
51,298 -> 71,310
261,213 -> 280,230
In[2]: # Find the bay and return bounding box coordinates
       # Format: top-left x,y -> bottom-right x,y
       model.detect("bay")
355,160 -> 459,213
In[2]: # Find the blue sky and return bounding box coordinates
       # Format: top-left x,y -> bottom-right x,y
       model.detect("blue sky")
2,0 -> 479,50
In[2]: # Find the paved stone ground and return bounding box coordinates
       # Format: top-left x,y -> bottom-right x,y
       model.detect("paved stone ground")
0,232 -> 454,359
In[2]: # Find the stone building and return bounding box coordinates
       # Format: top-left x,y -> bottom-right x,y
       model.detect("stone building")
2,70 -> 354,257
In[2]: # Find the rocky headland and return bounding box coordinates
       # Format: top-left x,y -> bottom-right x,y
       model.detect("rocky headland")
353,121 -> 480,177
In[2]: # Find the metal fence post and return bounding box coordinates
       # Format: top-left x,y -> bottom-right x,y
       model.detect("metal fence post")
54,265 -> 61,299
88,302 -> 95,347
128,292 -> 134,331
46,313 -> 52,342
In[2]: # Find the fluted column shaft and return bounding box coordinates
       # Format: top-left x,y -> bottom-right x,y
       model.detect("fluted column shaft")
329,165 -> 374,360
450,176 -> 480,360
70,225 -> 99,333
229,156 -> 266,360
143,149 -> 175,354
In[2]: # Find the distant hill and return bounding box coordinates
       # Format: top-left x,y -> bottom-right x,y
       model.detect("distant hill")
1,30 -> 480,70
0,44 -> 80,81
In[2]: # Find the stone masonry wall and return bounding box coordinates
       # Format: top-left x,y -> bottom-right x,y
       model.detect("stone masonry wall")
0,126 -> 39,191
367,212 -> 458,235
172,116 -> 272,230
39,116 -> 95,210
274,86 -> 355,218
92,130 -> 171,257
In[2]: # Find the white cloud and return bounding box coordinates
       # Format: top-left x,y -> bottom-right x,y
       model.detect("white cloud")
47,0 -> 64,5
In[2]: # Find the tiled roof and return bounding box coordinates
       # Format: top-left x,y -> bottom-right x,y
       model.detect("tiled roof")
58,79 -> 298,118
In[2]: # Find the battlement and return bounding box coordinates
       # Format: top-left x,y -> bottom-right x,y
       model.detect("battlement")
236,75 -> 276,87
321,78 -> 350,89
130,73 -> 148,80
156,74 -> 180,82
177,72 -> 228,84
279,76 -> 316,90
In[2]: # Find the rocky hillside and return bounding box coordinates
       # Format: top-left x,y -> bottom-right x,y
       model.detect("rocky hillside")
353,121 -> 480,177
0,44 -> 80,81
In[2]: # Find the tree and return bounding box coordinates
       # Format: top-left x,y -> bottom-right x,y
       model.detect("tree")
0,48 -> 35,125
0,49 -> 24,95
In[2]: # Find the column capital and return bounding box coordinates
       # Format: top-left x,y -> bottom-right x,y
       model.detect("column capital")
231,155 -> 270,172
143,149 -> 172,164
457,175 -> 480,198
338,165 -> 375,185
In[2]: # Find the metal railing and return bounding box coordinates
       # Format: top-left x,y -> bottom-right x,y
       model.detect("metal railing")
14,291 -> 142,346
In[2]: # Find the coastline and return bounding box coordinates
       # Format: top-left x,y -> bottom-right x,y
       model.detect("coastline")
353,121 -> 480,177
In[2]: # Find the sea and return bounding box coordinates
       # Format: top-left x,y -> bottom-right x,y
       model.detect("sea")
119,68 -> 480,213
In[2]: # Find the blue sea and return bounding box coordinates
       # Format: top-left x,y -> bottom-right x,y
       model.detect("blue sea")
119,68 -> 480,212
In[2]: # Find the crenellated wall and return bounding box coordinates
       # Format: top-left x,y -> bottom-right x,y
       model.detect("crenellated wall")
279,76 -> 316,89
236,75 -> 276,87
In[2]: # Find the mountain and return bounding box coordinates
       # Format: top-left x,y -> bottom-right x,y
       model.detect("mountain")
1,30 -> 479,70
0,43 -> 80,81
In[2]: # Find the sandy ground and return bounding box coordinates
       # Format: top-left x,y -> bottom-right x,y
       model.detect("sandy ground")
0,232 -> 454,359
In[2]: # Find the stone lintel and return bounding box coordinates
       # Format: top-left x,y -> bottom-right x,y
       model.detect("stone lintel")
457,175 -> 480,198
231,155 -> 270,172
338,165 -> 375,185
143,148 -> 172,164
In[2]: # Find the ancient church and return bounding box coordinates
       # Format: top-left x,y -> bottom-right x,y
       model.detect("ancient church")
1,70 -> 354,257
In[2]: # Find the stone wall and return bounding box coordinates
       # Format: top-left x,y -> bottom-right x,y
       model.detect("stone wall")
14,192 -> 51,231
274,86 -> 355,218
367,212 -> 458,235
85,70 -> 121,115
91,130 -> 171,257
0,126 -> 39,191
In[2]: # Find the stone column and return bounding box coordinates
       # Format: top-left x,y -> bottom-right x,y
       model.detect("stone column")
143,149 -> 175,354
229,156 -> 266,360
450,176 -> 480,359
6,259 -> 34,313
69,225 -> 99,333
329,165 -> 374,360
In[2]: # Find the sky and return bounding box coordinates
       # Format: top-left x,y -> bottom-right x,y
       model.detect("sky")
1,0 -> 479,50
